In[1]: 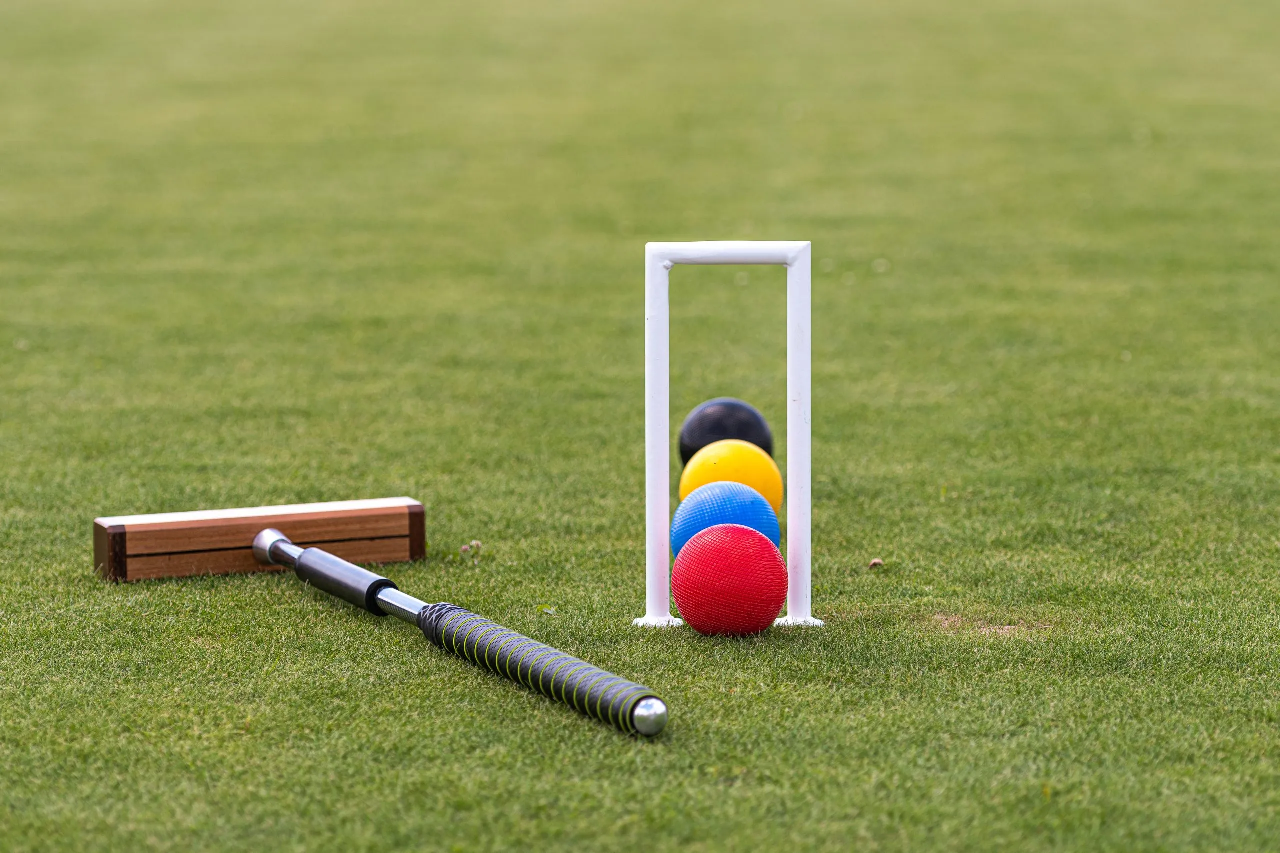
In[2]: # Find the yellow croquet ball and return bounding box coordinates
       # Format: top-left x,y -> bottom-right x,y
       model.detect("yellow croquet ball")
678,438 -> 783,513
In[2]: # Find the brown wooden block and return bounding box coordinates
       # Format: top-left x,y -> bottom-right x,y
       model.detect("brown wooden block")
93,497 -> 425,582
94,522 -> 127,582
123,508 -> 409,557
408,502 -> 426,561
123,537 -> 412,581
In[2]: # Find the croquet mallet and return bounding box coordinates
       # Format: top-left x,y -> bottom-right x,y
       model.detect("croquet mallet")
94,498 -> 668,736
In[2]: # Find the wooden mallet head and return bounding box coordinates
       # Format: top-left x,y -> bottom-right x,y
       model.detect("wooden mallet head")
93,497 -> 425,582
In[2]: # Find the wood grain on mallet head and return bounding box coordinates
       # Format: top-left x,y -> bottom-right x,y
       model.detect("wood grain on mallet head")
92,497 -> 427,582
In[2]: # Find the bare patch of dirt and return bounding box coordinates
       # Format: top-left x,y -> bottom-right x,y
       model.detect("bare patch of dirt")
933,613 -> 964,631
932,613 -> 1045,636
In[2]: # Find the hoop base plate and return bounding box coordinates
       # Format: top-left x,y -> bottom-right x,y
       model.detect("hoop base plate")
774,614 -> 825,627
633,615 -> 684,627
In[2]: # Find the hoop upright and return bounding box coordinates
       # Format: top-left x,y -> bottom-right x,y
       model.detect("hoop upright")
635,241 -> 823,628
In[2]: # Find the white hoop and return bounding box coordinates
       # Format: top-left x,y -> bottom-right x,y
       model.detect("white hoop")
635,241 -> 823,627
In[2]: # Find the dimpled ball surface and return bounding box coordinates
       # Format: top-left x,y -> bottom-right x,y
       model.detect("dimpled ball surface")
679,438 -> 784,512
672,524 -> 788,636
678,397 -> 774,465
671,481 -> 780,557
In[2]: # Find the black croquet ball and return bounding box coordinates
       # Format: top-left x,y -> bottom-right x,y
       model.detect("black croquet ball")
678,397 -> 773,466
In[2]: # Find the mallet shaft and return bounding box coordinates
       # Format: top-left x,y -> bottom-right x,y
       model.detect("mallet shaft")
251,528 -> 667,736
375,587 -> 429,623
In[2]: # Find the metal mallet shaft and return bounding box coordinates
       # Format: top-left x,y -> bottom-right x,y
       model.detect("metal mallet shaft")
251,528 -> 668,736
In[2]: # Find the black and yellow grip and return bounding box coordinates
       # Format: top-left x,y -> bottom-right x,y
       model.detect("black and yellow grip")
418,602 -> 663,735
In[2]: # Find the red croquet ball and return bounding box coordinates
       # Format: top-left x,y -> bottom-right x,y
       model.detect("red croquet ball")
671,523 -> 787,636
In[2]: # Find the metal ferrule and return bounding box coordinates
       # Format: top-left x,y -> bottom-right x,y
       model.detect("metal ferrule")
253,528 -> 303,567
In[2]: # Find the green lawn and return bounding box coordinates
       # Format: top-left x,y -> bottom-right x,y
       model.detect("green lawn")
3,0 -> 1280,849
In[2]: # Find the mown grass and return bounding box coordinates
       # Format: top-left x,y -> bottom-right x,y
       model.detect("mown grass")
2,0 -> 1280,849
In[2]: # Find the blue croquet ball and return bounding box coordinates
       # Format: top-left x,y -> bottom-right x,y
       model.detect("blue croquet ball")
670,481 -> 780,558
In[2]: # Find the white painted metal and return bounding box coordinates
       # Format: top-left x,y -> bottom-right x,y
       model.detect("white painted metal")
635,241 -> 823,628
636,244 -> 680,626
775,242 -> 822,626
